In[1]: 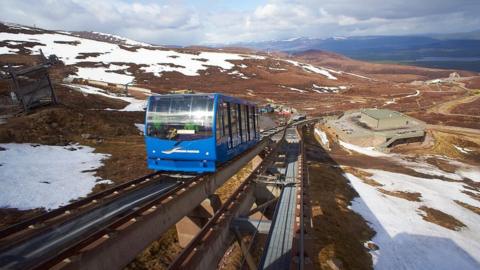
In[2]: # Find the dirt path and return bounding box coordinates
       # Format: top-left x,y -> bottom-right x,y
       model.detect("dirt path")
427,91 -> 480,118
427,124 -> 480,136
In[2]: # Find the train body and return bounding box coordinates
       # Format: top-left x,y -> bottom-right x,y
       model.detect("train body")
144,93 -> 260,173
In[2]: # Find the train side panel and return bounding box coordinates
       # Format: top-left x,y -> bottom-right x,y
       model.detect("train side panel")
214,94 -> 260,165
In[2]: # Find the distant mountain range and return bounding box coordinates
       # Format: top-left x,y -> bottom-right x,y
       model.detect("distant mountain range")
226,31 -> 480,72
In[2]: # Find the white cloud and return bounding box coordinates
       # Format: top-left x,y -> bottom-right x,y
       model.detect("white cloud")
1,0 -> 479,45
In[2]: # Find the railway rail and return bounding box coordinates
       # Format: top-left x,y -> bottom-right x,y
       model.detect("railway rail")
0,120 -> 316,270
0,172 -> 165,240
0,175 -> 185,269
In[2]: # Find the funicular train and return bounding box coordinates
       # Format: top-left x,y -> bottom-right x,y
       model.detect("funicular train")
144,93 -> 260,173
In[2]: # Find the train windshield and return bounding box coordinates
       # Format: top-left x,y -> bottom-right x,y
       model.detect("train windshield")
146,95 -> 215,141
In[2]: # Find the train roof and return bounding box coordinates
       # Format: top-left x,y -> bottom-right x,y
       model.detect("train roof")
149,93 -> 257,106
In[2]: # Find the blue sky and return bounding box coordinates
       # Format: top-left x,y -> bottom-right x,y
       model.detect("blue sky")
1,0 -> 479,45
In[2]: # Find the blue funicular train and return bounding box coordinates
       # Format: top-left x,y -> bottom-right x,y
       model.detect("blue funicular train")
144,93 -> 260,173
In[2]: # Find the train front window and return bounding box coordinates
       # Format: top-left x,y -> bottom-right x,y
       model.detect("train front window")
146,95 -> 214,141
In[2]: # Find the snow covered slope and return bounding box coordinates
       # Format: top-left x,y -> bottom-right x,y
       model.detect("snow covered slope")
64,84 -> 146,111
0,23 -> 264,84
70,31 -> 154,47
347,170 -> 480,270
336,141 -> 480,270
0,22 -> 365,89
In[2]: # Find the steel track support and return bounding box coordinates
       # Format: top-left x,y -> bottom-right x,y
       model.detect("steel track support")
60,140 -> 270,270
172,186 -> 256,270
248,197 -> 278,216
233,227 -> 258,270
176,195 -> 220,247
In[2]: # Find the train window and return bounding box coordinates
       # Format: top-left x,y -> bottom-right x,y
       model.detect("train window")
221,102 -> 227,138
241,105 -> 246,142
237,104 -> 243,144
223,102 -> 230,148
226,102 -> 232,148
216,101 -> 222,145
242,105 -> 247,142
217,101 -> 229,146
146,95 -> 214,141
231,103 -> 239,147
149,97 -> 170,112
255,107 -> 260,138
245,105 -> 251,141
250,106 -> 255,140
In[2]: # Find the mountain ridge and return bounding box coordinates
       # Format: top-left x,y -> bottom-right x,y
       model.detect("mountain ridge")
223,32 -> 480,72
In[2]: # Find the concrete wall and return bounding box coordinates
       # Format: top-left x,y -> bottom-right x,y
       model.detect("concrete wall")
360,112 -> 409,130
378,117 -> 409,130
360,113 -> 379,129
342,133 -> 386,147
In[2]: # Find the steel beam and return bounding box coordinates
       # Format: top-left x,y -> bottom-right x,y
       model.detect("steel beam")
175,197 -> 218,247
177,187 -> 255,270
233,228 -> 258,270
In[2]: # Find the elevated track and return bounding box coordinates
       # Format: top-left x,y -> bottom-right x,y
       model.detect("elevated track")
0,120 -> 316,270
169,125 -> 313,270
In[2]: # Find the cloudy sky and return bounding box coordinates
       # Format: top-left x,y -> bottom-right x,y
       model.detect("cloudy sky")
1,0 -> 480,45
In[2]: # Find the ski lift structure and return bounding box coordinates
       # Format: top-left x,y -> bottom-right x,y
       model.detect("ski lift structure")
1,50 -> 59,112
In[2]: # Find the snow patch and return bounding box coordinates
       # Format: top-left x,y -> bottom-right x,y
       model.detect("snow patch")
65,84 -> 146,111
268,67 -> 287,71
456,169 -> 480,182
135,123 -> 145,134
228,70 -> 250,79
284,60 -> 337,80
280,85 -> 307,93
0,46 -> 19,54
339,140 -> 388,157
343,71 -> 374,81
346,170 -> 480,270
72,67 -> 135,85
90,31 -> 153,47
454,145 -> 473,154
0,143 -> 112,210
338,141 -> 465,181
405,90 -> 420,98
384,99 -> 396,105
312,84 -> 346,93
314,128 -> 330,150
426,79 -> 444,84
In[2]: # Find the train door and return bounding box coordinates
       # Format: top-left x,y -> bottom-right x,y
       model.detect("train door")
245,105 -> 251,141
230,103 -> 240,147
250,106 -> 256,140
226,102 -> 233,149
216,99 -> 226,146
256,107 -> 260,138
243,105 -> 249,142
237,104 -> 243,144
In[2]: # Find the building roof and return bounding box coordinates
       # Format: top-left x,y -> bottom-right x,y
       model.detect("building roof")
361,109 -> 404,120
